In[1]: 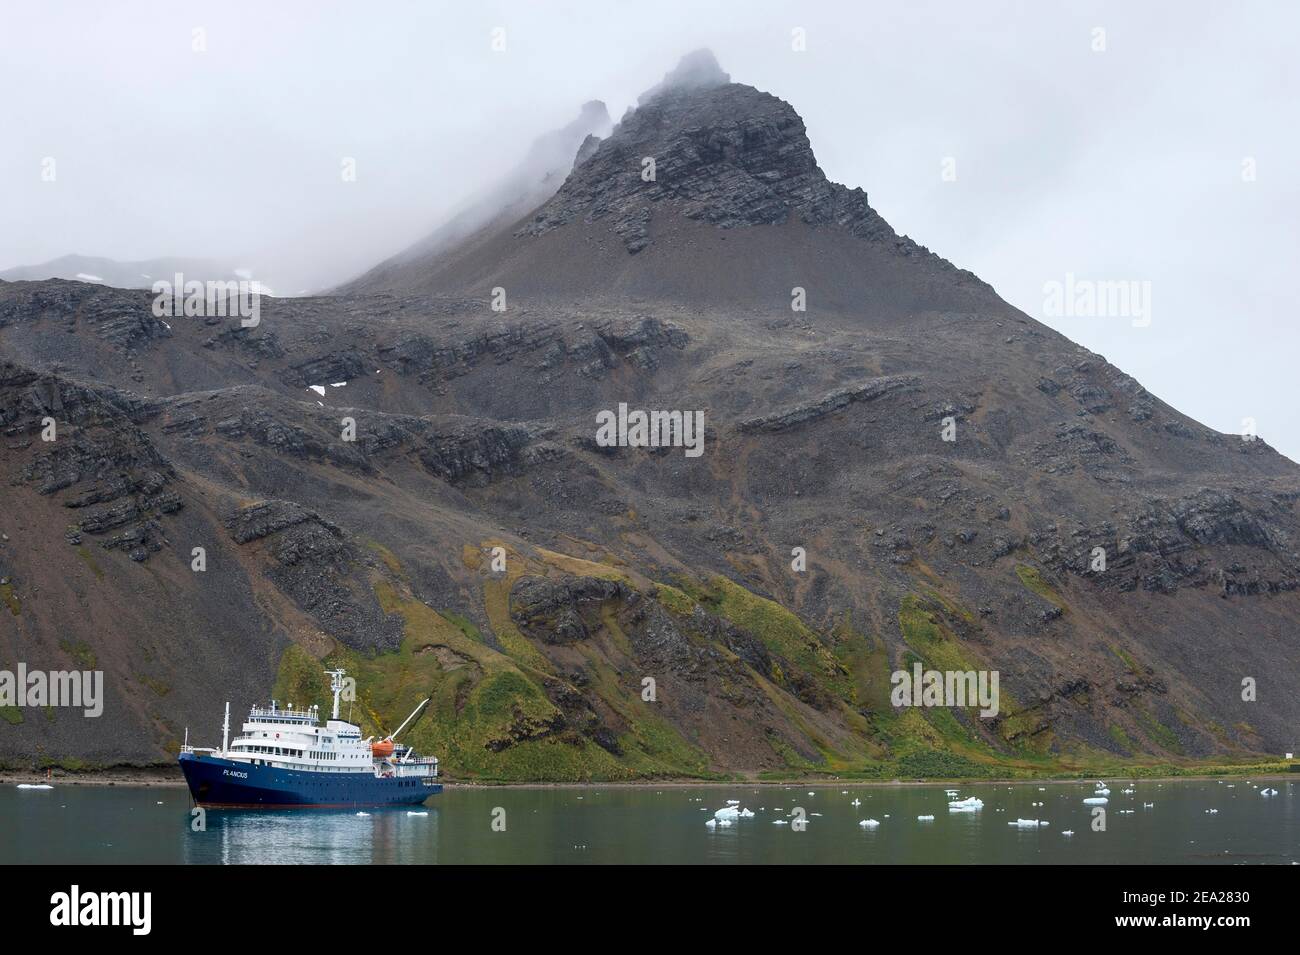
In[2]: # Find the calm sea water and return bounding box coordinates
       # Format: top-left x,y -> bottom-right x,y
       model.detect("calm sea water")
1,779 -> 1295,864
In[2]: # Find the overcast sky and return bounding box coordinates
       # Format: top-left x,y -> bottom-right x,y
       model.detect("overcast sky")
2,1 -> 1296,459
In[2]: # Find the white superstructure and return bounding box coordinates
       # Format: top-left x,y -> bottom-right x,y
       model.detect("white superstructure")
185,669 -> 438,780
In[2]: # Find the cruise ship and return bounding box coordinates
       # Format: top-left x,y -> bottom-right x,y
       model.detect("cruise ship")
178,669 -> 441,808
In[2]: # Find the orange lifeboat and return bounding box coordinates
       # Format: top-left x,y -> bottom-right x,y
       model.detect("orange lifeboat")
371,739 -> 394,758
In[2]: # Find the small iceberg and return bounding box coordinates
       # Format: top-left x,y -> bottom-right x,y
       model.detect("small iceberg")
1083,797 -> 1108,805
851,798 -> 861,807
773,819 -> 789,826
1061,830 -> 1074,836
738,808 -> 755,818
406,810 -> 428,816
309,384 -> 326,396
1008,818 -> 1048,828
1094,788 -> 1111,796
714,806 -> 740,820
948,796 -> 984,810
1205,809 -> 1219,814
917,815 -> 935,822
1261,788 -> 1279,796
859,819 -> 880,828
16,783 -> 53,790
1143,802 -> 1155,808
355,811 -> 370,817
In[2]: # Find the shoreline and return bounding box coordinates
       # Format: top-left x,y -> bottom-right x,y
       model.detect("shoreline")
3,766 -> 1294,791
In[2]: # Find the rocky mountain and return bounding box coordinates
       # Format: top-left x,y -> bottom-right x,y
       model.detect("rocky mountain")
0,255 -> 274,294
1,51 -> 1296,781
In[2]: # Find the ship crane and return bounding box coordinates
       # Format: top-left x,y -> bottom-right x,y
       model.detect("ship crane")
371,697 -> 430,759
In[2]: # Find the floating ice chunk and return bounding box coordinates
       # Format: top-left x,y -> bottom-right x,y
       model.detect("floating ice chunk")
1205,809 -> 1219,814
851,798 -> 861,807
948,797 -> 984,811
773,819 -> 789,826
1008,818 -> 1048,828
726,799 -> 740,805
330,381 -> 347,388
1083,797 -> 1108,805
917,815 -> 935,821
1261,788 -> 1279,796
1094,788 -> 1111,796
714,806 -> 739,820
859,819 -> 880,828
356,811 -> 370,817
738,808 -> 755,818
406,810 -> 428,816
16,784 -> 53,790
309,385 -> 326,396
1143,802 -> 1154,808
705,818 -> 717,828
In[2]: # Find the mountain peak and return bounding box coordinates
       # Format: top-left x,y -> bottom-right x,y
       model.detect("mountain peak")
521,56 -> 909,258
345,51 -> 988,309
637,48 -> 731,104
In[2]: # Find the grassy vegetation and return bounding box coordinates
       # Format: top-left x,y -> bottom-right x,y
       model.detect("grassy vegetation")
1111,645 -> 1141,674
680,574 -> 852,699
258,556 -> 1280,784
652,581 -> 697,617
76,547 -> 105,580
270,577 -> 724,782
0,583 -> 20,616
60,639 -> 98,670
1015,563 -> 1067,610
364,540 -> 404,577
440,610 -> 484,644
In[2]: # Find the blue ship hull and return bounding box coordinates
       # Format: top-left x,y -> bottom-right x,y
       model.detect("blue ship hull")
179,752 -> 441,808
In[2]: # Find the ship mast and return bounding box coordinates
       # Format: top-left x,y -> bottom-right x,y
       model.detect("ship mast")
326,668 -> 347,720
